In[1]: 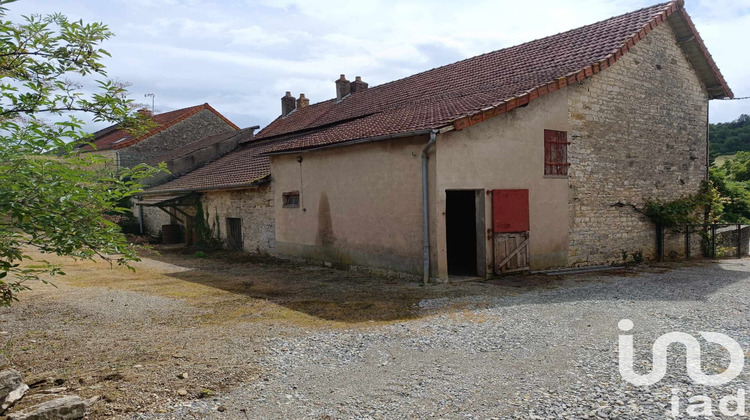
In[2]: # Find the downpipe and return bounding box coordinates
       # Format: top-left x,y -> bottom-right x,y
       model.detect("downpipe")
422,130 -> 438,285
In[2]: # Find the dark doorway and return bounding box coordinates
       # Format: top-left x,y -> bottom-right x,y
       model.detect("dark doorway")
226,218 -> 243,251
446,190 -> 478,276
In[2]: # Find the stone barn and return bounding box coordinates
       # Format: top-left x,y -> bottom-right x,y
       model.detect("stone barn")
79,103 -> 239,167
244,0 -> 732,281
137,138 -> 276,252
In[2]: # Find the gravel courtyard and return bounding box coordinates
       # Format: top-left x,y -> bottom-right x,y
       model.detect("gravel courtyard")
3,249 -> 750,419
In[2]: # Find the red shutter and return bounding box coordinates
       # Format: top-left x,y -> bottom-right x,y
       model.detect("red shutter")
492,189 -> 529,233
544,129 -> 569,176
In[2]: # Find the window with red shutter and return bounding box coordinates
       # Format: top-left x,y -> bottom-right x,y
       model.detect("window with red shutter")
544,129 -> 569,176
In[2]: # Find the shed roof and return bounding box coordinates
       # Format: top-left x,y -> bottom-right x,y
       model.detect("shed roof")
252,0 -> 731,154
142,140 -> 272,195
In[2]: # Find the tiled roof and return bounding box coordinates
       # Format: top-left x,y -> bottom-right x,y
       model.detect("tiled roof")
253,0 -> 731,153
81,103 -> 240,151
143,141 -> 272,194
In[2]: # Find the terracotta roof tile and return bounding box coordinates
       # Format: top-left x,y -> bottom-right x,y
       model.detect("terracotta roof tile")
253,1 -> 730,153
82,103 -> 240,151
144,141 -> 272,194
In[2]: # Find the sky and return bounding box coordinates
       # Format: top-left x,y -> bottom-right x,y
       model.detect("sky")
6,0 -> 750,132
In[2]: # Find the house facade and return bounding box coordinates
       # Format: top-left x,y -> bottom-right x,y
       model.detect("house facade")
138,0 -> 732,281
261,0 -> 730,281
81,103 -> 242,237
81,103 -> 239,168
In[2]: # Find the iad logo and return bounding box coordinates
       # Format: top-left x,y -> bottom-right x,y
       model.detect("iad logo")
617,319 -> 746,417
618,319 -> 744,386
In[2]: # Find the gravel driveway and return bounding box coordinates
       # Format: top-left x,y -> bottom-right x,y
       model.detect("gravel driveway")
136,259 -> 750,420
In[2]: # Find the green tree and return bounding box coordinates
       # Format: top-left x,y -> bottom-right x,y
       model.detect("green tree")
0,1 -> 159,305
709,167 -> 750,223
709,114 -> 750,157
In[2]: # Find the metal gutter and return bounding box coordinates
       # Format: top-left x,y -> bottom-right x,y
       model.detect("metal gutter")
137,175 -> 270,197
421,130 -> 438,285
706,98 -> 710,180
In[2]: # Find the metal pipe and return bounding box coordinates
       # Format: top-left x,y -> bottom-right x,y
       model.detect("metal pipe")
422,130 -> 438,285
706,99 -> 710,180
138,202 -> 144,235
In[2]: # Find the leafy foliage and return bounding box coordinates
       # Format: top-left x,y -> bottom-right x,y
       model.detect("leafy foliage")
0,1 -> 161,305
643,195 -> 703,227
642,113 -> 750,228
194,202 -> 223,250
717,151 -> 750,182
642,180 -> 725,227
710,164 -> 750,223
709,114 -> 750,158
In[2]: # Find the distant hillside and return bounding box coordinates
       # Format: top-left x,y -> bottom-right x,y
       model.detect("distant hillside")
710,114 -> 750,157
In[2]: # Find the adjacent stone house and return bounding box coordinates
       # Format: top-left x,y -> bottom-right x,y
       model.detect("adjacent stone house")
136,138 -> 275,251
139,0 -> 732,282
79,103 -> 243,237
135,127 -> 261,236
80,103 -> 239,167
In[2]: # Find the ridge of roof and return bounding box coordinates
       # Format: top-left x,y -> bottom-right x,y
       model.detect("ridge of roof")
82,103 -> 240,152
255,0 -> 732,154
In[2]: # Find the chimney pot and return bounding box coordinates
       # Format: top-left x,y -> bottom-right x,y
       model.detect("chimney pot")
335,74 -> 351,100
350,76 -> 369,94
297,93 -> 309,109
281,91 -> 296,117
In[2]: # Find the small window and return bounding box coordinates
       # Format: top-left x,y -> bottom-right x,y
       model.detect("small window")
544,129 -> 570,176
283,191 -> 300,208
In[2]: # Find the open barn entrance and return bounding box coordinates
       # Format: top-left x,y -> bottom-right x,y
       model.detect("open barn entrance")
446,190 -> 481,277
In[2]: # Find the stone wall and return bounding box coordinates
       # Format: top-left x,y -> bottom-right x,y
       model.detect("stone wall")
118,109 -> 235,167
141,206 -> 172,237
567,21 -> 709,266
200,185 -> 275,253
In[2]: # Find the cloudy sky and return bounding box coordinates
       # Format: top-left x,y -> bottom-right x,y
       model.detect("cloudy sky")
7,0 -> 749,131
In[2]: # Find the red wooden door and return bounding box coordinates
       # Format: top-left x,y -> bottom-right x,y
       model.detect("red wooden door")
492,189 -> 529,233
492,189 -> 530,274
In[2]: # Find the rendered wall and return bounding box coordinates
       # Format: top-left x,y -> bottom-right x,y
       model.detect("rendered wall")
271,136 -> 431,274
435,90 -> 571,276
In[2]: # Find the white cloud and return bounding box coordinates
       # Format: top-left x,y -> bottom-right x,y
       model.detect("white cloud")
3,0 -> 748,131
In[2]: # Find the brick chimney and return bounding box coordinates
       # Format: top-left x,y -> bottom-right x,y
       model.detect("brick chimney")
297,93 -> 309,109
335,74 -> 350,100
350,76 -> 368,94
281,91 -> 296,117
137,107 -> 152,117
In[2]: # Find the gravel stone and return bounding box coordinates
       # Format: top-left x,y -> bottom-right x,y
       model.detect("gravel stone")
136,260 -> 750,419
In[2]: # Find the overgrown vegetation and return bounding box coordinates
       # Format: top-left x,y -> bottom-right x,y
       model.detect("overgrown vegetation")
0,1 -> 162,305
193,202 -> 223,250
638,114 -> 750,229
642,180 -> 723,227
